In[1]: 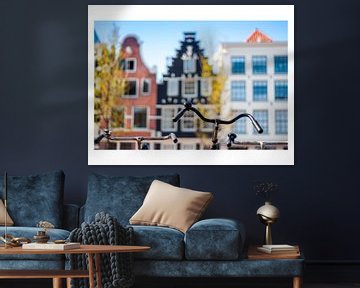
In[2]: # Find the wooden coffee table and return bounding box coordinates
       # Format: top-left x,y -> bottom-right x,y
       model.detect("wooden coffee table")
0,244 -> 150,288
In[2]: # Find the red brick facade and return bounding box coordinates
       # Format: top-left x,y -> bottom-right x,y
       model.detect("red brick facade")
112,36 -> 157,138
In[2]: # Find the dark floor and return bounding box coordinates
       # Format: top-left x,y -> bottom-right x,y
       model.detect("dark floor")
1,280 -> 360,288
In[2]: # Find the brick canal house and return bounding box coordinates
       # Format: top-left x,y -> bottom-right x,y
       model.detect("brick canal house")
108,36 -> 158,149
156,32 -> 217,150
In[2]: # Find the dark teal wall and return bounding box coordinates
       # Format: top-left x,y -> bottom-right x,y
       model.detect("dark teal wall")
0,0 -> 359,263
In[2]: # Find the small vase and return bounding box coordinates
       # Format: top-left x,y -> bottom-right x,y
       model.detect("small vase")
33,230 -> 50,243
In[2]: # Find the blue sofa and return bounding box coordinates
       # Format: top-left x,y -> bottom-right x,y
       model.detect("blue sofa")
0,171 -> 79,270
0,171 -> 303,287
81,173 -> 304,283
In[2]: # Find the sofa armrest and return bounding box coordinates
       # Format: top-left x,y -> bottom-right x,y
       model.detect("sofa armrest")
184,218 -> 245,260
63,204 -> 80,231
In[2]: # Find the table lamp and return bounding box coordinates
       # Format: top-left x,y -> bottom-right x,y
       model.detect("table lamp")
256,201 -> 280,245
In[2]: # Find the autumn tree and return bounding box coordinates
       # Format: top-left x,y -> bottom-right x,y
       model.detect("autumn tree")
196,55 -> 227,148
94,26 -> 125,132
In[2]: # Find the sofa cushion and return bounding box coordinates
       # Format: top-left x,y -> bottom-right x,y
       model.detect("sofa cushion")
0,171 -> 64,227
0,199 -> 14,226
130,225 -> 184,260
84,173 -> 180,225
184,218 -> 245,260
130,180 -> 213,233
0,227 -> 70,261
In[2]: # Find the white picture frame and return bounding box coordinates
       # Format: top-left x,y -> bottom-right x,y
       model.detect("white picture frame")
88,5 -> 294,165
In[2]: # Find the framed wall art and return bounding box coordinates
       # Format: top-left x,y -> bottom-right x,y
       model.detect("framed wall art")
88,5 -> 294,165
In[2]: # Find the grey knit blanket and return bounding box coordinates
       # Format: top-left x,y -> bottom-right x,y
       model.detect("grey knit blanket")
68,212 -> 134,288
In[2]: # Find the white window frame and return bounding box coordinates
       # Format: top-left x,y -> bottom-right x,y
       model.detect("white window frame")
275,109 -> 288,135
231,80 -> 246,102
182,78 -> 197,97
167,78 -> 179,96
232,109 -> 247,135
162,143 -> 177,150
161,107 -> 177,132
183,58 -> 196,73
142,78 -> 151,95
201,78 -> 212,97
123,78 -> 138,98
181,143 -> 197,150
253,109 -> 269,135
181,111 -> 196,132
132,106 -> 149,130
124,58 -> 137,72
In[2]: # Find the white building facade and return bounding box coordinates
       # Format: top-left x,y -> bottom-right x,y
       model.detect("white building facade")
218,29 -> 288,149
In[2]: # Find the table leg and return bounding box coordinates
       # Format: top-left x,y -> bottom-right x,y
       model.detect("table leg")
66,277 -> 72,288
88,253 -> 95,288
95,253 -> 102,288
52,278 -> 62,288
293,276 -> 302,288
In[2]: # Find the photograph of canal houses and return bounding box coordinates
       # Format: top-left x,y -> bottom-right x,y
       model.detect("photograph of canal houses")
88,5 -> 294,165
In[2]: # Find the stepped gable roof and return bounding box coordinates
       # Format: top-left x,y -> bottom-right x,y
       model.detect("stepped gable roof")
246,28 -> 272,43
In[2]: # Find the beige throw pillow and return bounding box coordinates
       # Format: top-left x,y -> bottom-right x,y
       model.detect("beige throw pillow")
0,199 -> 14,226
130,180 -> 213,233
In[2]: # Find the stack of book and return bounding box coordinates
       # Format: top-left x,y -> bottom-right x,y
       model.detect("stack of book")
248,244 -> 300,260
257,244 -> 299,254
22,242 -> 80,250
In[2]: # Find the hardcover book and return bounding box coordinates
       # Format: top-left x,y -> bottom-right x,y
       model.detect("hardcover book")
22,242 -> 80,250
257,244 -> 299,254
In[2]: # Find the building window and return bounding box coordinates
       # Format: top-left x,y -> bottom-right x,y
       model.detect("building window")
162,144 -> 177,150
123,79 -> 137,98
232,110 -> 247,134
183,79 -> 197,97
274,56 -> 288,74
133,107 -> 147,129
253,81 -> 267,101
253,110 -> 268,134
124,58 -> 136,72
142,78 -> 151,95
252,56 -> 267,74
120,142 -> 135,150
181,111 -> 195,132
201,78 -> 212,96
231,81 -> 246,101
231,56 -> 245,74
184,59 -> 196,73
275,110 -> 288,134
275,80 -> 288,101
167,79 -> 179,96
111,107 -> 125,129
181,143 -> 196,150
162,107 -> 177,131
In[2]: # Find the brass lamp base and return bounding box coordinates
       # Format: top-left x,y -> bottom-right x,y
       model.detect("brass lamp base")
265,223 -> 272,245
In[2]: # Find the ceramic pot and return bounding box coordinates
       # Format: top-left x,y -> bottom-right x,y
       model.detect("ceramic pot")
33,231 -> 50,243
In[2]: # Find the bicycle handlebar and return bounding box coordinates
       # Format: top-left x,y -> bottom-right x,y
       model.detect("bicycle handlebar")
173,102 -> 263,133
